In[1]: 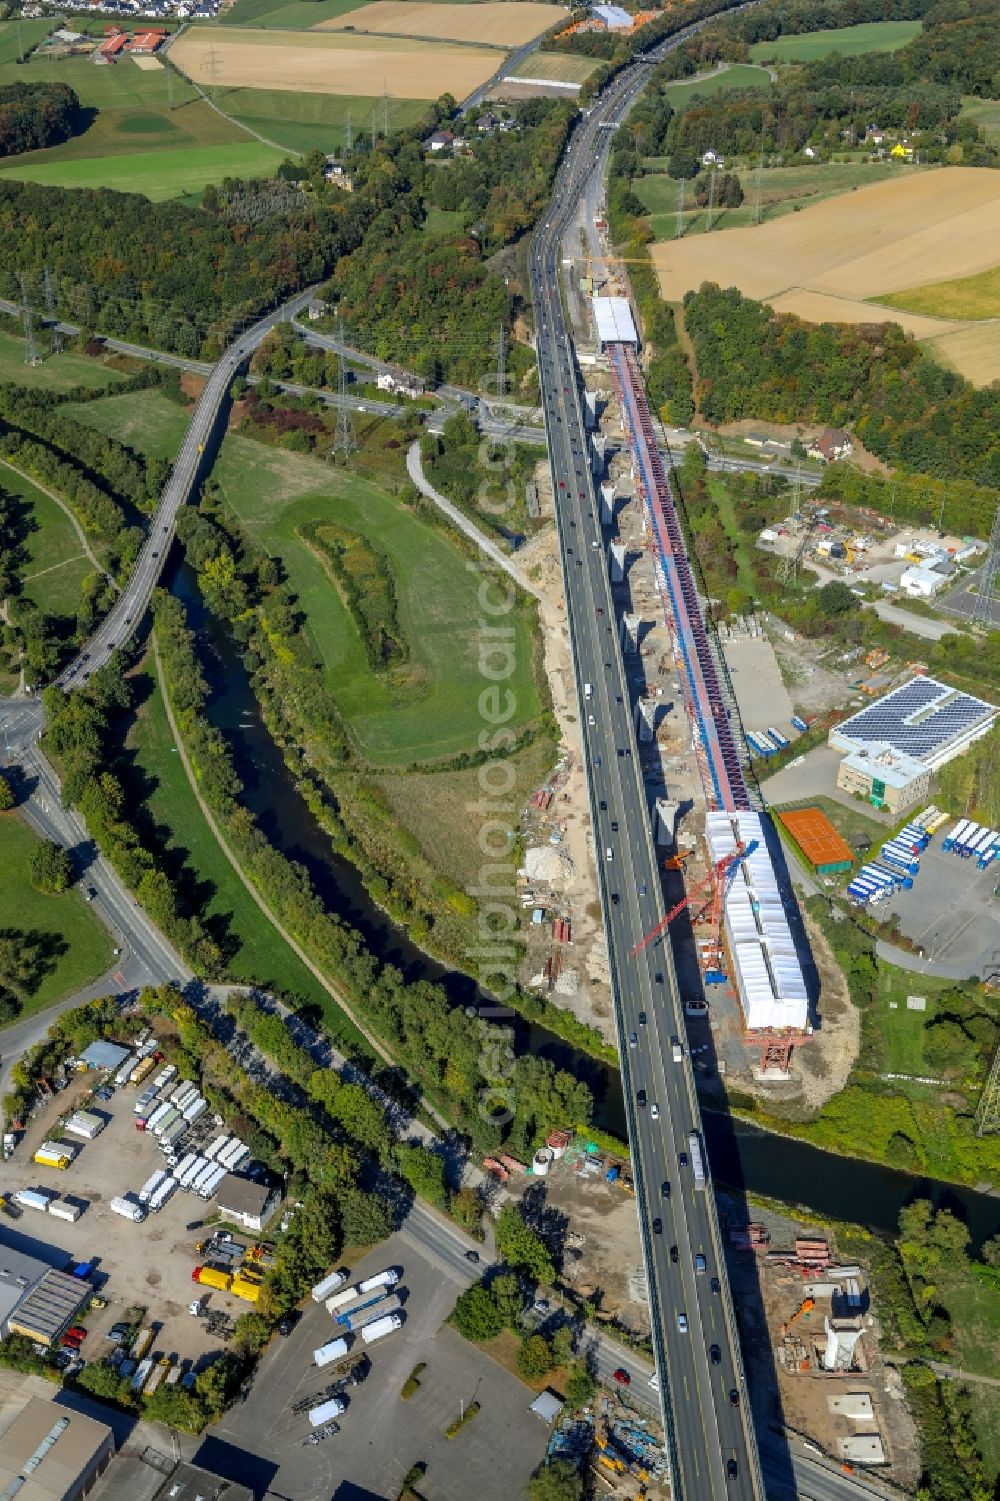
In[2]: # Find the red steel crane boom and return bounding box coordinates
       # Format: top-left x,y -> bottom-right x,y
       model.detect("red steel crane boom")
630,839 -> 758,956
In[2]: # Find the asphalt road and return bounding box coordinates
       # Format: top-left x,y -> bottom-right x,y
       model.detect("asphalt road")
528,25 -> 766,1501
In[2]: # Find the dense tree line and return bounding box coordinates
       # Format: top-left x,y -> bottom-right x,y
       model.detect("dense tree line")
683,282 -> 1000,489
0,82 -> 82,158
323,100 -> 572,385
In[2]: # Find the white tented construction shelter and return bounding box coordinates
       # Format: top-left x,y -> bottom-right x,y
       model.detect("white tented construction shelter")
592,296 -> 638,348
704,811 -> 809,1031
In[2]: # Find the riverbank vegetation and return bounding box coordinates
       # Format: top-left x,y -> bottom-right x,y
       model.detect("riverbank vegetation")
124,652 -> 354,1020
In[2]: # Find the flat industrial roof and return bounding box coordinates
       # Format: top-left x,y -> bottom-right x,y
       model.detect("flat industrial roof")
9,1267 -> 89,1343
593,295 -> 637,345
79,1040 -> 131,1071
0,1396 -> 113,1501
830,675 -> 996,767
778,808 -> 855,869
0,1241 -> 53,1330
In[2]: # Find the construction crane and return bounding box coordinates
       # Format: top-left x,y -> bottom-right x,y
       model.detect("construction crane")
631,839 -> 759,957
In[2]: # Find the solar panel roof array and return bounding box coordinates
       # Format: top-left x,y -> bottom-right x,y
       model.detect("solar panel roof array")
830,676 -> 997,768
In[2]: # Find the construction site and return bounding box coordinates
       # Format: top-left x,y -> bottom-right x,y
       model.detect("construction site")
725,1208 -> 922,1489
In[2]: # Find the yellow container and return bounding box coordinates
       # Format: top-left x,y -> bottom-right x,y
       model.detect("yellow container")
230,1276 -> 261,1304
196,1265 -> 233,1292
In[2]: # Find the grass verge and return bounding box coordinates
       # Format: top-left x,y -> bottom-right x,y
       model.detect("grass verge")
0,816 -> 113,1025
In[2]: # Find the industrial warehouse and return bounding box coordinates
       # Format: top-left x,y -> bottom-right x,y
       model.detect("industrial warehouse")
0,1243 -> 90,1345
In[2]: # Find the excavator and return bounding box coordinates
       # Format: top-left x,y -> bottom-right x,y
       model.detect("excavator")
780,1296 -> 815,1337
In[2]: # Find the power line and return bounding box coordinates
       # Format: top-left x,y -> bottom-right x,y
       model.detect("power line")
705,166 -> 716,233
331,317 -> 357,460
752,123 -> 765,227
971,501 -> 1000,632
43,266 -> 62,355
18,272 -> 39,367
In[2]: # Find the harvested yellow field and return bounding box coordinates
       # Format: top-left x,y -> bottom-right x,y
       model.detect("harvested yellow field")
130,54 -> 163,70
650,168 -> 1000,385
168,27 -> 501,99
318,1 -> 563,46
921,321 -> 1000,385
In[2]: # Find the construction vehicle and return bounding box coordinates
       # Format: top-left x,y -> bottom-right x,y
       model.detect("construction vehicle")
662,850 -> 692,872
781,1297 -> 815,1337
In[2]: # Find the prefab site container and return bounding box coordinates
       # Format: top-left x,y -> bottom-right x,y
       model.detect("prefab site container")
308,1396 -> 345,1427
152,1064 -> 177,1090
183,1097 -> 207,1125
160,1121 -> 187,1152
189,1162 -> 217,1195
204,1134 -> 231,1162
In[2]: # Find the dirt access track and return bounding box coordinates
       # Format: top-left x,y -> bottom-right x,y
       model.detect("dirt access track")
168,27 -> 501,100
650,167 -> 1000,384
317,1 -> 564,46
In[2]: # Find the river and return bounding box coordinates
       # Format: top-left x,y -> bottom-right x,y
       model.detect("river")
169,558 -> 1000,1250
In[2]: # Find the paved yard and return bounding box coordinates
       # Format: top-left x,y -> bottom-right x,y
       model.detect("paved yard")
3,1076 -> 249,1368
200,1231 -> 552,1501
868,840 -> 1000,981
760,744 -> 894,824
721,635 -> 795,735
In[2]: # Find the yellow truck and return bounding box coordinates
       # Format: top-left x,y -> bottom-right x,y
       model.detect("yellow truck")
34,1140 -> 75,1170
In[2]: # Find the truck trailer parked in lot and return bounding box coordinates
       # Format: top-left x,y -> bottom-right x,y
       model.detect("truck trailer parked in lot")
48,1197 -> 83,1222
341,1295 -> 401,1333
14,1189 -> 52,1213
308,1396 -> 346,1427
312,1269 -> 348,1303
357,1268 -> 399,1294
131,1328 -> 154,1360
148,1177 -> 178,1213
139,1170 -> 168,1204
34,1140 -> 76,1169
198,1165 -> 226,1200
313,1335 -> 352,1368
110,1195 -> 146,1223
360,1313 -> 403,1345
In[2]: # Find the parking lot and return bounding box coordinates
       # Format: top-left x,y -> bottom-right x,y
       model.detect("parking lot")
201,1231 -> 553,1501
2,1072 -> 255,1370
868,839 -> 1000,980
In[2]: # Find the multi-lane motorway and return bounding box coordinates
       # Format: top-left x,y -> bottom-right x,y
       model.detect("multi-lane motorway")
528,24 -> 765,1501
